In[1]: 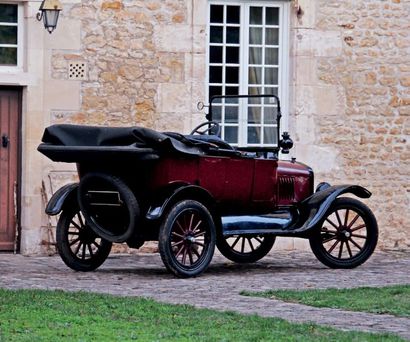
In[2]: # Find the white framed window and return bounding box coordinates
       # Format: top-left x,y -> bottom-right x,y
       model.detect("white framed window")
0,2 -> 23,70
207,1 -> 289,146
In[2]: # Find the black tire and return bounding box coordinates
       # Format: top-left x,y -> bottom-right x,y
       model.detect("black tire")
159,200 -> 216,278
217,235 -> 276,263
309,197 -> 378,269
77,172 -> 139,243
56,204 -> 112,272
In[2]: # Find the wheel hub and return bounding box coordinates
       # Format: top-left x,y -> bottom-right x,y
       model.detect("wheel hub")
185,235 -> 196,244
337,226 -> 351,241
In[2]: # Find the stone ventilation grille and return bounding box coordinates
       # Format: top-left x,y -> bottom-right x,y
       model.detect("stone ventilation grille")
68,61 -> 87,80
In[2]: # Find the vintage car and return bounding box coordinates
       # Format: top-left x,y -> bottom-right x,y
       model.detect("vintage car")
38,95 -> 378,277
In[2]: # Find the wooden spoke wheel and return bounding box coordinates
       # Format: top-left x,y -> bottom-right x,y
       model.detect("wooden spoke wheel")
309,197 -> 378,269
217,235 -> 275,263
159,200 -> 216,278
56,204 -> 112,272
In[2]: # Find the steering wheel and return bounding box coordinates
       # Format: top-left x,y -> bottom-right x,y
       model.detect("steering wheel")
190,121 -> 221,136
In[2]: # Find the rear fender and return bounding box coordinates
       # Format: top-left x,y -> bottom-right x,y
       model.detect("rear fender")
45,183 -> 78,216
298,185 -> 371,231
146,184 -> 217,220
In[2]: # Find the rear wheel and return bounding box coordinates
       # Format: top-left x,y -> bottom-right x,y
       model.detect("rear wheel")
159,200 -> 216,278
56,204 -> 112,272
217,235 -> 275,263
309,197 -> 378,269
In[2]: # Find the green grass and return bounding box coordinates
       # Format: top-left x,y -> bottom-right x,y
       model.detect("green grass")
241,285 -> 410,318
0,289 -> 404,341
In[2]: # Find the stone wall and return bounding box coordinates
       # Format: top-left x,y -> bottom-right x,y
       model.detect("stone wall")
43,0 -> 410,251
292,0 -> 409,249
51,0 -> 205,132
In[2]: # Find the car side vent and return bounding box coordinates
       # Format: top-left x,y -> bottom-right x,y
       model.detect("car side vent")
278,176 -> 295,201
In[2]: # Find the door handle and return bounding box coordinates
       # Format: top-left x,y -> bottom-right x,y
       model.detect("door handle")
2,134 -> 9,148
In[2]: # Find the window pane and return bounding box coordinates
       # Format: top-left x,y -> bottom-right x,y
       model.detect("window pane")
0,26 -> 17,45
210,5 -> 223,23
211,106 -> 222,121
266,7 -> 279,25
210,46 -> 223,63
248,127 -> 261,144
250,7 -> 263,25
225,106 -> 238,123
248,87 -> 263,104
265,67 -> 279,85
249,47 -> 262,64
225,126 -> 238,143
226,27 -> 239,44
264,128 -> 277,144
209,66 -> 223,83
226,47 -> 239,64
209,86 -> 222,98
0,47 -> 17,65
248,67 -> 262,85
225,86 -> 239,95
249,27 -> 262,45
225,96 -> 239,104
248,107 -> 261,124
264,107 -> 277,124
0,4 -> 17,23
210,26 -> 223,43
225,67 -> 239,84
266,28 -> 279,45
264,87 -> 278,97
226,6 -> 240,24
265,48 -> 279,65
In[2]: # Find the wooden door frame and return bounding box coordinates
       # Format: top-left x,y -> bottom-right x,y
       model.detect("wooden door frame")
0,86 -> 22,253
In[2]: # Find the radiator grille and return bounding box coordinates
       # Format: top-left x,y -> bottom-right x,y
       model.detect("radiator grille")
278,176 -> 295,201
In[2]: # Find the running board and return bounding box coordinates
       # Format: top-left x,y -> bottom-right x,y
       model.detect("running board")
222,211 -> 296,237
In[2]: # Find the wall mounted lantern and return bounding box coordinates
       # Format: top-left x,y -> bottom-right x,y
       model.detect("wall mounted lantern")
36,0 -> 63,34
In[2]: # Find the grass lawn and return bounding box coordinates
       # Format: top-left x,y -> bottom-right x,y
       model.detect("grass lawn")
0,289 -> 405,341
241,285 -> 410,317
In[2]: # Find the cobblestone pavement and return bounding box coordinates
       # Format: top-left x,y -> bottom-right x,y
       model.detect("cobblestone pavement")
1,249 -> 409,340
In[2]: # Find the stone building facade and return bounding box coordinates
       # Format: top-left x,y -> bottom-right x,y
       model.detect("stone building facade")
0,0 -> 408,254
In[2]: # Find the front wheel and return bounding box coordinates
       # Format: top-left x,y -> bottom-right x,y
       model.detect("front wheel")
309,197 -> 378,269
217,235 -> 276,263
56,204 -> 112,272
159,200 -> 216,278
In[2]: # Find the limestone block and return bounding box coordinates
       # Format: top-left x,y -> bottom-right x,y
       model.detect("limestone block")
192,0 -> 207,26
25,111 -> 45,140
274,237 -> 295,251
295,115 -> 316,144
44,19 -> 81,50
44,79 -> 81,110
292,57 -> 318,86
158,83 -> 191,113
295,29 -> 343,57
295,85 -> 344,116
294,144 -> 340,174
20,195 -> 43,230
193,25 -> 206,53
154,112 -> 185,132
294,0 -> 317,29
19,227 -> 43,255
154,25 -> 192,52
293,238 -> 310,251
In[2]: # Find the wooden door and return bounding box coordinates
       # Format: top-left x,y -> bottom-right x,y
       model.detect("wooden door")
0,89 -> 20,251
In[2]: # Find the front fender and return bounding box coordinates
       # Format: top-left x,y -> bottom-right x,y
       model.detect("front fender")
297,185 -> 371,232
45,183 -> 78,216
146,184 -> 216,220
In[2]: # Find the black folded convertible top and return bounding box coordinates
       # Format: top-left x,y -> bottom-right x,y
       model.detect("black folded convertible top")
38,124 -> 235,163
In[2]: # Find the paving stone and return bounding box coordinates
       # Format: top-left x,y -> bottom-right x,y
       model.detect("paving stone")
0,250 -> 409,340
